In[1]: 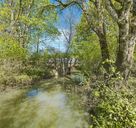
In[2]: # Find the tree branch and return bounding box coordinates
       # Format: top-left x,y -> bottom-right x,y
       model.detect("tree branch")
55,0 -> 79,8
105,0 -> 119,22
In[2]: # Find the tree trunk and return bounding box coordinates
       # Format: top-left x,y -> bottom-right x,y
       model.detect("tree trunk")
116,2 -> 136,80
104,0 -> 136,80
116,26 -> 136,80
97,23 -> 110,72
116,43 -> 135,80
36,35 -> 40,53
95,0 -> 110,73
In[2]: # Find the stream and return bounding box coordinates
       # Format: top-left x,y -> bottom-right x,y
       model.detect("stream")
0,80 -> 89,128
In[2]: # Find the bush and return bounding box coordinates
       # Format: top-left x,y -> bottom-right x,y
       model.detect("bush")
69,73 -> 87,85
25,67 -> 53,80
24,52 -> 53,81
0,60 -> 32,89
0,74 -> 32,87
14,75 -> 32,86
89,83 -> 136,128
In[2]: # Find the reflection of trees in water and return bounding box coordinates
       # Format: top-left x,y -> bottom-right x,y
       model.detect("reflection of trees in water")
0,87 -> 88,128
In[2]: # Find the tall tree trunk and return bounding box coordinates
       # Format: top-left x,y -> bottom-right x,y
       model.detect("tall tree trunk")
97,23 -> 110,72
36,34 -> 40,53
115,1 -> 136,80
95,0 -> 110,72
105,0 -> 136,80
116,23 -> 136,80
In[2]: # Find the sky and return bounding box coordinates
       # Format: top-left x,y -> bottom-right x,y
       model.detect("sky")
45,0 -> 82,52
30,0 -> 82,53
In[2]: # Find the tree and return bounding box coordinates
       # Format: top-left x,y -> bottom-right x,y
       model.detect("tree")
57,7 -> 78,75
55,0 -> 115,73
105,0 -> 136,80
76,0 -> 111,72
0,0 -> 58,49
54,0 -> 136,80
0,0 -> 60,86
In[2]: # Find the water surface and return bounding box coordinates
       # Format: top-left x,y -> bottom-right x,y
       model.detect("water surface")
0,82 -> 88,128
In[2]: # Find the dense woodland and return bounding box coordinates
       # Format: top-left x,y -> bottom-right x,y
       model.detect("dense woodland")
0,0 -> 136,128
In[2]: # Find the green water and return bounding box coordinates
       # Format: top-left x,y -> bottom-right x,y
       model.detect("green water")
0,82 -> 89,128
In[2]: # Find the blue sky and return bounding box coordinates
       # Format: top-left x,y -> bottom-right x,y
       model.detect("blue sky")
45,0 -> 82,52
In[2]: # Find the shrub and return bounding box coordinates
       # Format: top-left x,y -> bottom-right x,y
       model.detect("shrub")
0,60 -> 32,89
89,83 -> 136,128
14,75 -> 32,86
25,67 -> 53,81
69,73 -> 87,86
0,74 -> 32,87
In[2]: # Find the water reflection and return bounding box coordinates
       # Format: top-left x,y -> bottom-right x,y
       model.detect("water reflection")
0,88 -> 88,128
27,89 -> 39,97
